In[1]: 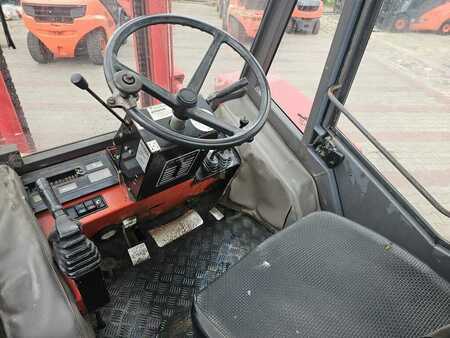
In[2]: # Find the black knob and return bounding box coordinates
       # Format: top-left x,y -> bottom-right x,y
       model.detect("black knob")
71,73 -> 89,90
239,117 -> 249,129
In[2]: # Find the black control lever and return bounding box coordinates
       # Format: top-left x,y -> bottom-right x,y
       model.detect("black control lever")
36,177 -> 110,312
36,178 -> 79,238
71,73 -> 130,128
206,78 -> 248,111
36,178 -> 63,215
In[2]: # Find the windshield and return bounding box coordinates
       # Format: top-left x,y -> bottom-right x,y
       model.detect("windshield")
0,0 -> 268,155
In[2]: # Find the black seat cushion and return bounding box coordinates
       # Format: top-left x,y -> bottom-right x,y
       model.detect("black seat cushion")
193,212 -> 450,337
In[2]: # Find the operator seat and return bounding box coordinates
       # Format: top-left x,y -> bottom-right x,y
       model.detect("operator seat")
193,212 -> 450,337
0,165 -> 94,337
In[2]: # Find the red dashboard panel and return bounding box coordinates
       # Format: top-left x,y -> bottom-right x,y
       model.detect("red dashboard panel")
37,177 -> 217,238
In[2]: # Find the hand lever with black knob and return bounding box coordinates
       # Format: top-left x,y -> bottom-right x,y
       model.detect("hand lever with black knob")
71,73 -> 129,127
36,177 -> 79,238
36,178 -> 63,215
206,78 -> 248,111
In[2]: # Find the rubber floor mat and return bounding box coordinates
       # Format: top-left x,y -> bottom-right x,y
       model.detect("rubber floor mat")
97,208 -> 270,338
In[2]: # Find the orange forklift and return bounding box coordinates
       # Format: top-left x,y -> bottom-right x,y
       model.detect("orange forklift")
286,0 -> 324,34
222,0 -> 323,41
21,0 -> 131,64
378,0 -> 450,34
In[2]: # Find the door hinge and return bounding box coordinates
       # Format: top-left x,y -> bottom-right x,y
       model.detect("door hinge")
314,136 -> 344,168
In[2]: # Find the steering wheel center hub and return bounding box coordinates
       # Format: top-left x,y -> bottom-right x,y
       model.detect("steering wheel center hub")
177,88 -> 198,107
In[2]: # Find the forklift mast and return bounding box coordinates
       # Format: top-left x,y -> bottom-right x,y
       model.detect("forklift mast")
132,0 -> 178,107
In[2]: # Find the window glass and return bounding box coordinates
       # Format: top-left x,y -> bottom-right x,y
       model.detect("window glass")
336,0 -> 450,239
0,0 -> 267,154
267,0 -> 340,131
243,0 -> 268,10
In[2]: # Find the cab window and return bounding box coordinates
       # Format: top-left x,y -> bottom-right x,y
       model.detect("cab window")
242,0 -> 268,10
336,2 -> 450,239
267,0 -> 336,132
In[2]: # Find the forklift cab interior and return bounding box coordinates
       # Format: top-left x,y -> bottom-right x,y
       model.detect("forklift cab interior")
0,0 -> 449,337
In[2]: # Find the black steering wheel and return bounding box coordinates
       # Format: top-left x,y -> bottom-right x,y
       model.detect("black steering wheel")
104,15 -> 270,149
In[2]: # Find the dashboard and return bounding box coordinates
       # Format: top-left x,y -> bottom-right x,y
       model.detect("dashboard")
23,116 -> 241,239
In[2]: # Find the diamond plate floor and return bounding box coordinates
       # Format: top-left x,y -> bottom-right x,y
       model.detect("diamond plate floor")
97,208 -> 270,338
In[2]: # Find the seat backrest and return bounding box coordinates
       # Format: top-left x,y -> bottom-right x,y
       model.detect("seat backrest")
0,165 -> 94,338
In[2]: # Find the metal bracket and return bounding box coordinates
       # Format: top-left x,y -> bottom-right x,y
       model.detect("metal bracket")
314,135 -> 345,168
312,125 -> 328,146
107,91 -> 138,110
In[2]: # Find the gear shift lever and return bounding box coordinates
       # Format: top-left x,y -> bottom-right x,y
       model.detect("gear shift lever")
71,73 -> 130,128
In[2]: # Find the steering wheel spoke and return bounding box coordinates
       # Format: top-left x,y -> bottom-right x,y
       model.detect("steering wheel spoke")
187,33 -> 224,95
114,58 -> 178,108
186,108 -> 240,136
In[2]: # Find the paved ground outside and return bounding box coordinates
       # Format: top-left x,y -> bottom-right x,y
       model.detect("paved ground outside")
1,1 -> 448,238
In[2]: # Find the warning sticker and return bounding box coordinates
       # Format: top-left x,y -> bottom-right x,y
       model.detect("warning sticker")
136,140 -> 150,172
147,104 -> 173,121
156,150 -> 199,187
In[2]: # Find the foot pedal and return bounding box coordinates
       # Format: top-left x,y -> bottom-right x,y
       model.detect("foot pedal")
149,210 -> 203,247
128,242 -> 150,266
209,207 -> 224,221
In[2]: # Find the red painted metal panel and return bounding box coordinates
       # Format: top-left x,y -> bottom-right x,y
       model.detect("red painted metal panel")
65,277 -> 87,314
37,177 -> 217,238
215,71 -> 312,132
132,0 -> 184,106
0,73 -> 33,153
132,0 -> 175,106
